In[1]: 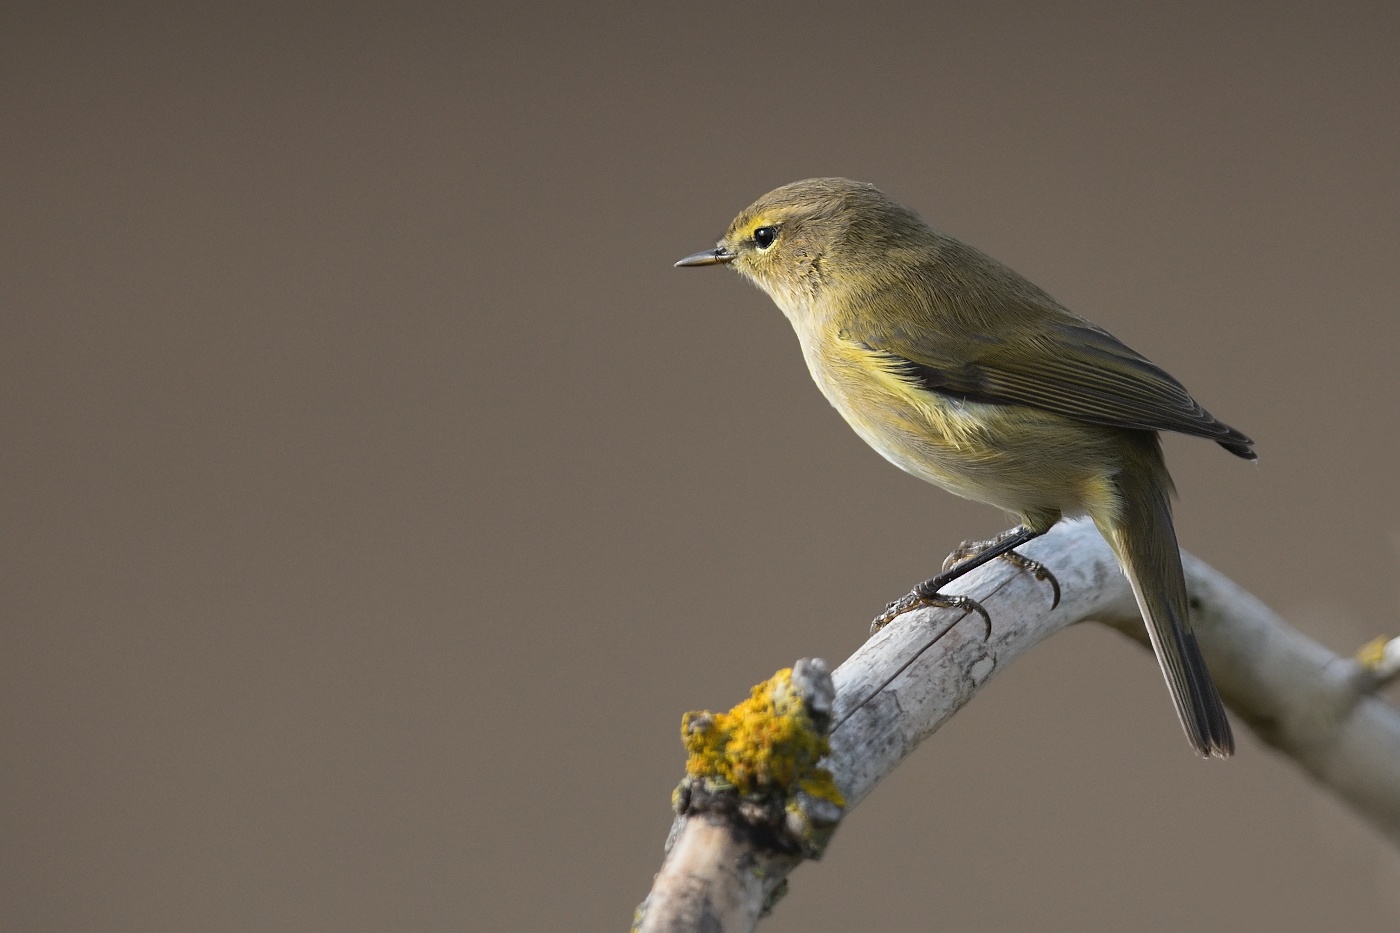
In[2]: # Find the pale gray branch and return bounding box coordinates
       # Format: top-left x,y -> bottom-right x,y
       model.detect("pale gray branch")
635,518 -> 1400,933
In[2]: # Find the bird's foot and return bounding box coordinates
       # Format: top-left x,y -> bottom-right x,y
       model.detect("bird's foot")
870,584 -> 992,638
942,528 -> 1034,571
942,536 -> 1061,610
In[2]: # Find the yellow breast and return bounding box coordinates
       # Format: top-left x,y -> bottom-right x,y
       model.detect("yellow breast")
786,317 -> 1117,519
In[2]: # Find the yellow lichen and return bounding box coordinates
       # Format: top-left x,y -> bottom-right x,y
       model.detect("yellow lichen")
1356,636 -> 1392,672
796,773 -> 845,808
680,668 -> 845,807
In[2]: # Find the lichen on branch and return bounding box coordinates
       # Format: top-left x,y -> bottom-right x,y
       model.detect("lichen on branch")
680,666 -> 845,810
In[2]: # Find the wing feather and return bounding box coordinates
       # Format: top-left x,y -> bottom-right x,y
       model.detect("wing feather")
856,315 -> 1255,459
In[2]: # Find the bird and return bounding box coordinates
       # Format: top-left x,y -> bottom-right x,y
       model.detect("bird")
676,177 -> 1253,758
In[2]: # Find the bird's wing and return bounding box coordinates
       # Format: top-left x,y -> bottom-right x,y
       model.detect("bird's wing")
847,303 -> 1256,459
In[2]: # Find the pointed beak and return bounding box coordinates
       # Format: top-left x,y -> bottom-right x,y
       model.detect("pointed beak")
674,246 -> 735,268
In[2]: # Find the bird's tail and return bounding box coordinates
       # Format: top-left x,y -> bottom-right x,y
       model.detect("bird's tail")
1093,439 -> 1234,758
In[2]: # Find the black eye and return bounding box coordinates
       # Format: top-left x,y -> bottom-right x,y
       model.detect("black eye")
752,226 -> 777,249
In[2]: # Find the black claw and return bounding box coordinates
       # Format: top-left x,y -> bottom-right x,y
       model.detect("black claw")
941,541 -> 976,573
1001,550 -> 1061,609
949,594 -> 993,639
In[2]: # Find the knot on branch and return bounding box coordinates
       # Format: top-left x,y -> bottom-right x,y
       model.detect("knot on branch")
673,659 -> 845,858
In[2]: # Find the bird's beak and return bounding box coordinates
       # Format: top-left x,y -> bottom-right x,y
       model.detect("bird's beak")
674,246 -> 734,268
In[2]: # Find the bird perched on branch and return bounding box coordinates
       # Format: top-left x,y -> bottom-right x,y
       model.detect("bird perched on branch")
677,178 -> 1253,758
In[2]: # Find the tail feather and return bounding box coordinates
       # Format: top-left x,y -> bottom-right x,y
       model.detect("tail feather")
1094,442 -> 1234,758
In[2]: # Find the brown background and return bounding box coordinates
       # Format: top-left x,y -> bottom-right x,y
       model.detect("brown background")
4,2 -> 1400,930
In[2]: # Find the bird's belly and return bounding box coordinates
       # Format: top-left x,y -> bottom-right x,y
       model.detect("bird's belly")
802,344 -> 1114,518
838,394 -> 1048,508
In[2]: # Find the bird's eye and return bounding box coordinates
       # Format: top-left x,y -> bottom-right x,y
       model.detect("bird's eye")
752,226 -> 777,249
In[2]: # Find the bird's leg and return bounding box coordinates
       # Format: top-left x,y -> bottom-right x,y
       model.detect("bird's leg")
943,528 -> 1061,609
871,525 -> 1053,636
940,527 -> 1029,571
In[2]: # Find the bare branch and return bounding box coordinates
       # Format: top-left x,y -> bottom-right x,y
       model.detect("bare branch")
634,518 -> 1400,933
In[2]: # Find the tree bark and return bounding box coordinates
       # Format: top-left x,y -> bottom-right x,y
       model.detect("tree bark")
634,518 -> 1400,933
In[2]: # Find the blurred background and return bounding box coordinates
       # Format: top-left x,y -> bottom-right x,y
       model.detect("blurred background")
4,2 -> 1399,930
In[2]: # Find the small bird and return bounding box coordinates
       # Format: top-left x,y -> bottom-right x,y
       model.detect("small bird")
677,178 -> 1253,758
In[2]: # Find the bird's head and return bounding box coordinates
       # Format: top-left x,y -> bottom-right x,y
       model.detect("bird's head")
676,177 -> 927,313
